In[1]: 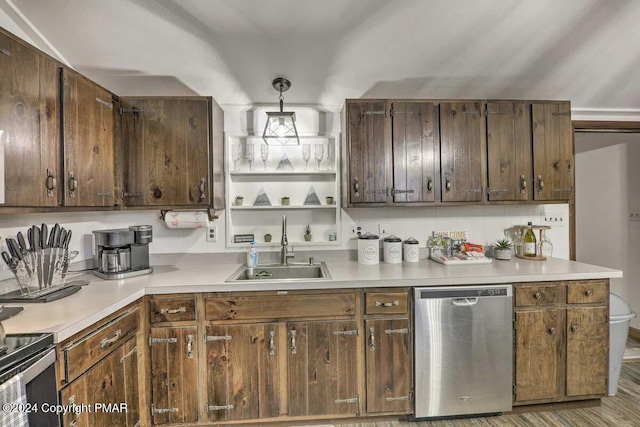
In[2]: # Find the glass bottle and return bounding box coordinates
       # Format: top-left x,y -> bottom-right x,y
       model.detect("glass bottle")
523,222 -> 537,257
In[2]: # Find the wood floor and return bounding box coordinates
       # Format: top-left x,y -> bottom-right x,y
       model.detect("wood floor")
336,349 -> 640,427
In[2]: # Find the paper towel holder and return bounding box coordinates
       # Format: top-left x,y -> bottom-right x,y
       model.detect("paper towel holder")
159,209 -> 218,223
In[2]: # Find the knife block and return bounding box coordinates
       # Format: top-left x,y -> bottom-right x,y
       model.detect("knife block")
10,249 -> 78,298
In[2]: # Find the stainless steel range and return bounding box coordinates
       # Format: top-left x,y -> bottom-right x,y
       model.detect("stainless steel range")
413,284 -> 513,419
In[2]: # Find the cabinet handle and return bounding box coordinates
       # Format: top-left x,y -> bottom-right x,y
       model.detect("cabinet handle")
199,177 -> 206,202
445,180 -> 451,192
289,328 -> 297,354
571,325 -> 579,332
548,327 -> 557,335
520,175 -> 527,193
534,292 -> 542,300
100,329 -> 122,348
426,178 -> 433,193
268,331 -> 276,355
353,178 -> 360,197
68,172 -> 77,198
68,395 -> 79,427
159,306 -> 186,315
46,169 -> 56,198
369,327 -> 376,351
186,334 -> 194,359
537,175 -> 544,194
585,289 -> 593,297
153,188 -> 163,199
376,300 -> 399,307
120,345 -> 137,364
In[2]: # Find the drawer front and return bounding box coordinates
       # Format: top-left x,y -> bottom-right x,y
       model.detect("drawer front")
567,280 -> 608,304
63,307 -> 140,383
149,297 -> 197,323
205,293 -> 356,321
515,283 -> 565,306
365,292 -> 408,315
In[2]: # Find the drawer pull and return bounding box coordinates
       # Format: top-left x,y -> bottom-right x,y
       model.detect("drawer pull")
206,404 -> 234,412
376,300 -> 399,307
159,306 -> 187,315
333,329 -> 358,336
290,328 -> 297,354
385,328 -> 409,335
152,407 -> 179,414
205,335 -> 232,342
120,346 -> 137,363
585,290 -> 593,297
100,330 -> 122,348
268,331 -> 276,355
150,337 -> 178,345
334,397 -> 359,404
548,327 -> 557,335
369,328 -> 376,351
186,335 -> 194,359
571,325 -> 579,332
386,395 -> 410,402
534,292 -> 542,300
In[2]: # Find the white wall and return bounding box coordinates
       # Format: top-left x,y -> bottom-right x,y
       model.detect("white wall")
575,133 -> 638,327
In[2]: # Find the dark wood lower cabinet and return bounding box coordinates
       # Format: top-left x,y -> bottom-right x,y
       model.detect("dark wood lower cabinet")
365,318 -> 411,414
204,323 -> 280,422
149,326 -> 198,425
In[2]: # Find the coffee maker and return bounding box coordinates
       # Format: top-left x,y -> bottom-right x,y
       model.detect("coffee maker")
93,225 -> 153,280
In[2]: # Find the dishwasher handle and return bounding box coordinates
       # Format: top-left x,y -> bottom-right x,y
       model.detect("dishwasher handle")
451,297 -> 479,306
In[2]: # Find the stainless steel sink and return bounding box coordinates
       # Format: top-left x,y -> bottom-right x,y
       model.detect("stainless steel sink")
225,262 -> 332,282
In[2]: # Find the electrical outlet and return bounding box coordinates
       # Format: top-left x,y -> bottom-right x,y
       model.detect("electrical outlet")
541,212 -> 567,227
349,223 -> 362,237
206,225 -> 217,242
378,223 -> 389,235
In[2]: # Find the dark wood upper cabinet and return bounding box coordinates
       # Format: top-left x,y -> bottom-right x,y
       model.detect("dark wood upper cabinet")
486,102 -> 533,201
0,31 -> 60,207
121,97 -> 213,207
62,68 -> 116,207
346,100 -> 390,205
439,102 -> 485,202
532,102 -> 574,201
391,102 -> 439,203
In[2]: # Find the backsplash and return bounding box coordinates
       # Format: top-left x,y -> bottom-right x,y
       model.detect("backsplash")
0,203 -> 569,281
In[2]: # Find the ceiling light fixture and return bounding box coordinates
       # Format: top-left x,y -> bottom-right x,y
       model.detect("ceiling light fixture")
262,77 -> 299,146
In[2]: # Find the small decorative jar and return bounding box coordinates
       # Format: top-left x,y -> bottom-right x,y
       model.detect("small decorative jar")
264,233 -> 272,243
383,235 -> 402,264
403,237 -> 420,262
281,197 -> 290,206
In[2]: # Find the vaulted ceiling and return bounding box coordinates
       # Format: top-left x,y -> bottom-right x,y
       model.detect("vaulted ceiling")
2,0 -> 639,112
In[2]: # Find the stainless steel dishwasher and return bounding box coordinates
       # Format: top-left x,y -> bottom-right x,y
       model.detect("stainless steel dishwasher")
413,284 -> 513,419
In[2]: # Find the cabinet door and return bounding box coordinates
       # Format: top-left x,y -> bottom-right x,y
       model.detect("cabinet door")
62,69 -> 116,206
347,100 -> 390,205
391,102 -> 439,203
440,102 -> 485,202
486,102 -> 532,201
0,33 -> 59,206
205,323 -> 280,422
365,318 -> 411,414
150,326 -> 198,425
59,338 -> 136,427
514,308 -> 565,402
566,306 -> 608,397
532,102 -> 573,201
121,98 -> 210,207
288,320 -> 359,417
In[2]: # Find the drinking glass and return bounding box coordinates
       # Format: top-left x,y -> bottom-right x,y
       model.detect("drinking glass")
260,145 -> 269,170
302,144 -> 311,170
326,142 -> 335,170
232,143 -> 242,170
314,143 -> 324,170
246,142 -> 255,170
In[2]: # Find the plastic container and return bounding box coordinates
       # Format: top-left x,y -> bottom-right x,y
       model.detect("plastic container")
383,235 -> 402,264
403,237 -> 420,262
247,242 -> 258,267
358,233 -> 379,265
609,293 -> 637,396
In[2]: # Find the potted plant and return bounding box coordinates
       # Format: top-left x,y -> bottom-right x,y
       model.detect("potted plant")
304,224 -> 312,241
235,195 -> 244,206
264,233 -> 272,242
493,238 -> 513,260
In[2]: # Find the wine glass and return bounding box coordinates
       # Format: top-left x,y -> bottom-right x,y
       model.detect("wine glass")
302,144 -> 311,170
232,143 -> 242,171
314,143 -> 324,170
260,145 -> 269,170
326,142 -> 335,170
246,142 -> 255,170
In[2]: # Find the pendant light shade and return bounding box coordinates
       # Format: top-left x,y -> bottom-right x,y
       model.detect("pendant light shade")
262,77 -> 300,146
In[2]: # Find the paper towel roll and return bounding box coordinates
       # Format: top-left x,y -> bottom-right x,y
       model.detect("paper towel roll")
163,211 -> 209,229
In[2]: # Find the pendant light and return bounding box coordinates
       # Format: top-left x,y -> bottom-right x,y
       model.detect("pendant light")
262,77 -> 300,146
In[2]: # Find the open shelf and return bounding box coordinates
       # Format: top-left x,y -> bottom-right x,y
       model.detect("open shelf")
230,205 -> 336,210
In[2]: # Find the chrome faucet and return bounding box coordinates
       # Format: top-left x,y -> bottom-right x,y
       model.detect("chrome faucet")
280,215 -> 294,265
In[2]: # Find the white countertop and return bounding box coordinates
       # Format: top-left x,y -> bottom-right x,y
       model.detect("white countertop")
0,257 -> 622,343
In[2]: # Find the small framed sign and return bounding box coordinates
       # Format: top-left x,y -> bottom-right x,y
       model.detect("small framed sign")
234,234 -> 255,243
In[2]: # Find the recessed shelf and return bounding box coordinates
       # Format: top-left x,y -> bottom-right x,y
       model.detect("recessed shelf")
229,240 -> 341,247
230,170 -> 336,176
230,204 -> 337,210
